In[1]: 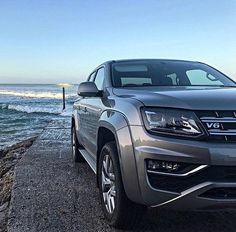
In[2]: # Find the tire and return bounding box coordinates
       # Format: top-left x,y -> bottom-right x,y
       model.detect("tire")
98,141 -> 146,229
71,125 -> 85,163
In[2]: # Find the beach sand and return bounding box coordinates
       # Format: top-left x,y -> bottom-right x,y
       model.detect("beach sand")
0,137 -> 36,232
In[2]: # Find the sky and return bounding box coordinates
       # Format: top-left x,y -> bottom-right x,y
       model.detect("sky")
0,0 -> 235,84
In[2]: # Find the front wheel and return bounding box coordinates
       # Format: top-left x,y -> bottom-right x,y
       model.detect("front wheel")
98,141 -> 146,229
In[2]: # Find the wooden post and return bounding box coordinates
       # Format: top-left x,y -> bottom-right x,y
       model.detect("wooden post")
62,87 -> 65,110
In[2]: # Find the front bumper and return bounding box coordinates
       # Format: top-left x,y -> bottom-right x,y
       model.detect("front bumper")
130,125 -> 236,210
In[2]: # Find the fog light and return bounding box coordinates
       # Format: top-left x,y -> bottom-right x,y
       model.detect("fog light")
147,159 -> 181,173
147,159 -> 206,176
162,162 -> 180,171
147,160 -> 161,170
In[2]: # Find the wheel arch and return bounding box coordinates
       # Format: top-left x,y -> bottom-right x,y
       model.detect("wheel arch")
96,123 -> 119,183
96,110 -> 129,164
96,111 -> 143,204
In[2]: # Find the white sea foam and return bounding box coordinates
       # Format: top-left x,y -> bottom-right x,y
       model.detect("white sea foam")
1,103 -> 7,109
7,104 -> 62,114
60,108 -> 73,116
0,90 -> 76,99
1,103 -> 73,116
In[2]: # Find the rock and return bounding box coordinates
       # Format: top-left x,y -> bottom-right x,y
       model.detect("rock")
0,210 -> 6,228
0,137 -> 36,232
0,202 -> 8,212
0,202 -> 8,231
0,209 -> 6,222
0,163 -> 13,178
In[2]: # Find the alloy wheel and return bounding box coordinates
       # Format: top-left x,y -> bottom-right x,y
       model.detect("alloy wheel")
102,154 -> 116,214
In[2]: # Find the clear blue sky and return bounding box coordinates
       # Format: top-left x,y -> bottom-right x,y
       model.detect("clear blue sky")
0,0 -> 235,84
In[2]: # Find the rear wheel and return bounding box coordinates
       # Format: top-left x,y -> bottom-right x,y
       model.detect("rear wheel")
71,125 -> 85,162
98,141 -> 146,229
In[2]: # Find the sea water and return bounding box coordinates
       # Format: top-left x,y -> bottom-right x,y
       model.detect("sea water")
0,84 -> 77,149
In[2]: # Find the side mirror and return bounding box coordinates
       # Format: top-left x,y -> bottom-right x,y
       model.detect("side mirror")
78,82 -> 101,97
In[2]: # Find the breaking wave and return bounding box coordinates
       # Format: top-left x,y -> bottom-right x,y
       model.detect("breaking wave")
0,90 -> 76,99
1,103 -> 62,114
0,103 -> 73,116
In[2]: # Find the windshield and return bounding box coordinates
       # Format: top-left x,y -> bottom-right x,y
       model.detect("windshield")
111,60 -> 236,87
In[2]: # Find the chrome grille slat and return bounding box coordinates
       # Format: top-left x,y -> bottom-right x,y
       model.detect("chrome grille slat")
201,118 -> 236,123
210,132 -> 236,136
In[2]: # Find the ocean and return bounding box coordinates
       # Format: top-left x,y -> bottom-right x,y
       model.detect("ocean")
0,84 -> 77,150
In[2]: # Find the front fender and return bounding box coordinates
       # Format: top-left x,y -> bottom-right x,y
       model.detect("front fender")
98,110 -> 143,204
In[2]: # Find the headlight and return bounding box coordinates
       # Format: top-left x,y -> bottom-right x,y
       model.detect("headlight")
141,108 -> 204,138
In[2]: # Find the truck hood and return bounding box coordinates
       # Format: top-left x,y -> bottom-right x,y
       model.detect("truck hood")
112,86 -> 236,110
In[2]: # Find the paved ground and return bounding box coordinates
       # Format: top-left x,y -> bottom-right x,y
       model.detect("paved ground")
7,118 -> 236,232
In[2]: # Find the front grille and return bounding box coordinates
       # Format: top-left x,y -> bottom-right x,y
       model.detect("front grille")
148,166 -> 236,193
199,188 -> 236,199
196,110 -> 236,142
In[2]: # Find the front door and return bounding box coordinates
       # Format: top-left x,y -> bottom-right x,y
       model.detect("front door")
84,67 -> 105,157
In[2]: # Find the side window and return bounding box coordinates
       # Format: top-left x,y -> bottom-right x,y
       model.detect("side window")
94,68 -> 105,90
88,72 -> 96,82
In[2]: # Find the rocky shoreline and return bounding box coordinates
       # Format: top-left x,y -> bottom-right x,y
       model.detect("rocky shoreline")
0,137 -> 36,232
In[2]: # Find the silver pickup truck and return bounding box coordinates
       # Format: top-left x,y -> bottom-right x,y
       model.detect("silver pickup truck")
72,59 -> 236,229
